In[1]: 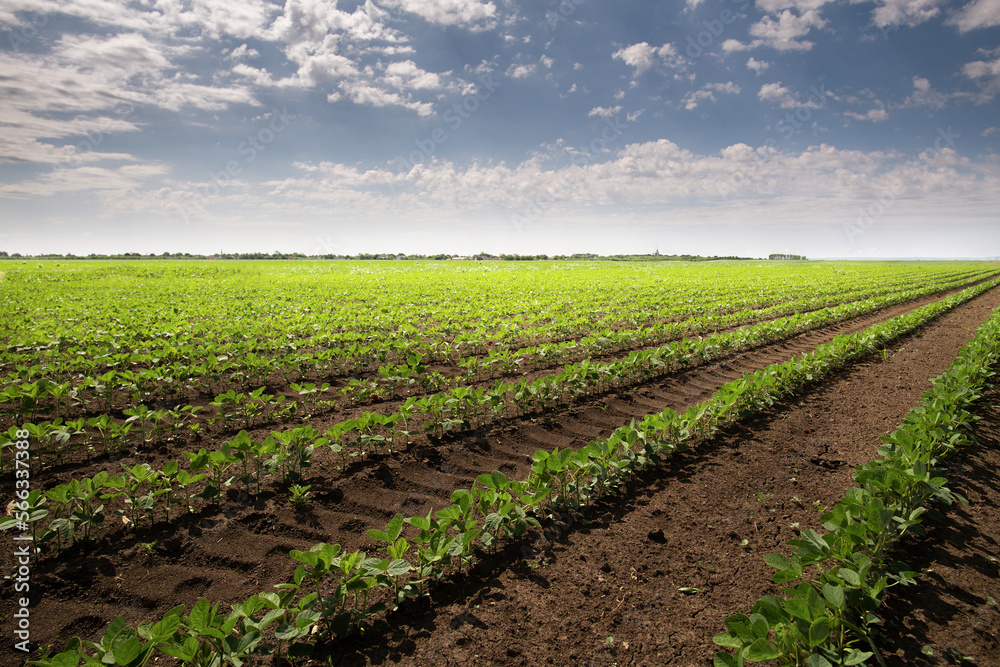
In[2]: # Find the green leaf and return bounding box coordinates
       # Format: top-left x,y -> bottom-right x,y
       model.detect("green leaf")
763,553 -> 791,571
843,649 -> 874,665
838,567 -> 861,587
795,529 -> 831,558
749,614 -> 769,640
385,513 -> 404,542
187,598 -> 211,632
744,638 -> 779,662
805,653 -> 833,667
713,652 -> 739,667
752,597 -> 788,626
386,559 -> 411,577
110,637 -> 143,666
822,583 -> 845,610
723,614 -> 754,641
808,619 -> 831,646
712,632 -> 744,649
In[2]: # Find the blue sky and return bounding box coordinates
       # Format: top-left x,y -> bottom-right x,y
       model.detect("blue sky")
0,0 -> 998,258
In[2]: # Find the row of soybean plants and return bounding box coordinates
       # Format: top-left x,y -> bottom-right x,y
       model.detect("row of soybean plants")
11,264 -> 998,414
4,272 -> 998,486
2,264 -> 989,417
24,276 -> 999,667
2,273 -> 990,479
712,314 -> 1000,665
0,270 -> 951,426
449,269 -> 993,385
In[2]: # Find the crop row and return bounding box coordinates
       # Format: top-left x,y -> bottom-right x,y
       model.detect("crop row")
5,263 -> 976,363
5,274 -> 994,486
20,276 -> 1000,666
3,268 -> 987,422
3,266 -> 992,415
712,303 -> 1000,665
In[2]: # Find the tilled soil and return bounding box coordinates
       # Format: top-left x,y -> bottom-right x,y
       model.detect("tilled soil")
3,284 -> 1000,667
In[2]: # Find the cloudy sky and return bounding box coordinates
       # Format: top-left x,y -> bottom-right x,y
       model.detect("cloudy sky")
1,0 -> 998,258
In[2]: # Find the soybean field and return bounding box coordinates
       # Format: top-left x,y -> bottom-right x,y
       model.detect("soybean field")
2,260 -> 1000,666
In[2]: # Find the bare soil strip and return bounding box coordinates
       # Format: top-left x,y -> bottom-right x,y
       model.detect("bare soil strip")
4,285 -> 999,666
877,386 -> 1000,667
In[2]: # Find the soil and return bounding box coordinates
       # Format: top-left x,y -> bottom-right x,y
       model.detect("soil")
2,284 -> 1000,667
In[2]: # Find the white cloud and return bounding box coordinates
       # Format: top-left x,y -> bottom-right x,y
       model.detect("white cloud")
505,63 -> 537,79
383,60 -> 445,91
947,0 -> 1000,32
611,42 -> 682,76
905,76 -> 950,108
682,82 -> 741,110
56,33 -> 176,72
845,108 -> 889,122
192,140 -> 999,233
755,0 -> 835,11
0,164 -> 170,198
380,0 -> 497,29
870,0 -> 943,28
757,82 -> 822,108
0,0 -> 276,39
747,57 -> 771,74
337,80 -> 434,116
0,40 -> 257,165
540,54 -> 554,69
962,55 -> 1000,98
748,9 -> 827,51
227,43 -> 261,62
721,8 -> 827,52
588,106 -> 622,118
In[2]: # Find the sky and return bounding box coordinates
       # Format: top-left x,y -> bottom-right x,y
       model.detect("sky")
0,0 -> 998,258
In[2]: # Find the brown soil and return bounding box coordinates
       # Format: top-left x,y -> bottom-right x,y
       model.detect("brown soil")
3,285 -> 999,667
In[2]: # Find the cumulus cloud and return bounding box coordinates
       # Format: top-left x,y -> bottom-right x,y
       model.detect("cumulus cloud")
757,82 -> 823,109
182,139 -> 999,232
611,42 -> 682,76
722,2 -> 830,52
905,76 -> 951,108
682,82 -> 741,110
381,0 -> 497,28
383,60 -> 445,91
962,53 -> 1000,98
338,80 -> 435,116
870,0 -> 943,28
947,0 -> 1000,32
747,57 -> 771,74
845,108 -> 889,122
588,105 -> 623,117
505,63 -> 537,79
748,9 -> 827,50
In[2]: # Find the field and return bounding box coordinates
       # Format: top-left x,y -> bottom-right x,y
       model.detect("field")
2,259 -> 1000,666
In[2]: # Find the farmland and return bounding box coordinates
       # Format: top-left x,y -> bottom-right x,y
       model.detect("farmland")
2,259 -> 1000,666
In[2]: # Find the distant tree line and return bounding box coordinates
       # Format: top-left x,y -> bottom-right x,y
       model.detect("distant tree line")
768,253 -> 808,261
